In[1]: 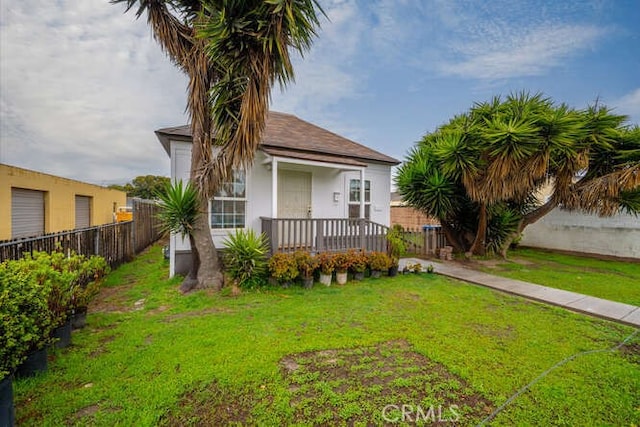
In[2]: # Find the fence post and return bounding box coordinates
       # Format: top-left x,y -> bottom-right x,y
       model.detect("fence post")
359,218 -> 366,250
316,220 -> 324,252
132,200 -> 137,253
94,228 -> 100,256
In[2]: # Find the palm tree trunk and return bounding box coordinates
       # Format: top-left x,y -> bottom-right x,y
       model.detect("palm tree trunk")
441,222 -> 465,253
190,195 -> 223,291
187,141 -> 224,291
186,44 -> 224,291
522,198 -> 557,228
179,234 -> 201,293
499,198 -> 558,258
470,202 -> 487,256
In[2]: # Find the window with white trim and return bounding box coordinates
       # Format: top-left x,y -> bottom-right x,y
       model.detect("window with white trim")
211,170 -> 246,229
348,179 -> 370,219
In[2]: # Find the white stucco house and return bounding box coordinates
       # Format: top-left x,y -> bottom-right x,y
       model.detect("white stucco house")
156,111 -> 400,276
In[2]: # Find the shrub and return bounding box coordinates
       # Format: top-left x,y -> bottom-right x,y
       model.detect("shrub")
268,253 -> 299,283
0,249 -> 109,376
294,251 -> 318,279
368,251 -> 392,271
223,229 -> 269,289
386,224 -> 406,266
69,255 -> 109,311
332,252 -> 351,273
19,250 -> 109,323
347,250 -> 368,273
315,252 -> 335,275
0,262 -> 54,377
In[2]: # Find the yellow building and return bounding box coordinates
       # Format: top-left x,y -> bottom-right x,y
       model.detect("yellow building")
0,164 -> 127,240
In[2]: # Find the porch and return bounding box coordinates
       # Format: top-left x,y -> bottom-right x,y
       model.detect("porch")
260,217 -> 447,256
261,217 -> 387,255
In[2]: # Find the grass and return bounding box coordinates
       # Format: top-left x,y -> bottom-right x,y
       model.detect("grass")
13,244 -> 640,426
472,247 -> 640,306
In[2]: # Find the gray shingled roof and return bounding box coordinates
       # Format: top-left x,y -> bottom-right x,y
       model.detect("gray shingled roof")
155,111 -> 399,167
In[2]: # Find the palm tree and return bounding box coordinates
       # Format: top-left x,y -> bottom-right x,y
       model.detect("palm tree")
156,180 -> 199,292
397,93 -> 640,257
113,0 -> 323,291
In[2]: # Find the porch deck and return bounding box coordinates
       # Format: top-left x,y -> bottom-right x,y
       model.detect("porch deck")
261,217 -> 387,255
260,217 -> 447,256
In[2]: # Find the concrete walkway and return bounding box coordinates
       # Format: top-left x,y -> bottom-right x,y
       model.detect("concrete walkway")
400,258 -> 640,327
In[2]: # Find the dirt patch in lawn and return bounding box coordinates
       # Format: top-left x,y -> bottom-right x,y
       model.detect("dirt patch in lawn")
164,340 -> 494,425
619,341 -> 640,364
281,340 -> 494,425
89,284 -> 133,313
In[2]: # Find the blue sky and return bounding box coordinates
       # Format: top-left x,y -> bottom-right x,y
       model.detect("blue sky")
1,0 -> 638,185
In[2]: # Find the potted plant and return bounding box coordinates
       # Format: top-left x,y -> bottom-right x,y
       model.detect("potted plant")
1,258 -> 54,382
368,251 -> 392,278
347,250 -> 367,280
332,252 -> 351,285
315,252 -> 335,286
294,251 -> 317,288
69,255 -> 107,329
386,224 -> 406,277
268,252 -> 299,287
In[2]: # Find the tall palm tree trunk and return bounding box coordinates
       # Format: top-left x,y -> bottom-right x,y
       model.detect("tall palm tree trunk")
187,45 -> 223,291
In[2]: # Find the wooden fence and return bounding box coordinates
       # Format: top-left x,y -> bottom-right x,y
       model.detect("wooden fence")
0,199 -> 161,267
401,226 -> 447,257
132,199 -> 163,253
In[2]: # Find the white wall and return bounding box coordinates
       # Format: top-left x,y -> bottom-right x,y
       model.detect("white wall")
521,208 -> 640,259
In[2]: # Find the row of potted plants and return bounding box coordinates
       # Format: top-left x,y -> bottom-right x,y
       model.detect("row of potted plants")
267,250 -> 396,287
0,249 -> 108,425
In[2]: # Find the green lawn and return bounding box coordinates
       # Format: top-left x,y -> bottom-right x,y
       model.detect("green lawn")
473,247 -> 640,306
14,244 -> 640,426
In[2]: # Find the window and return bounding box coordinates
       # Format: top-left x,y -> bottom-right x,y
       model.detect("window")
211,170 -> 246,229
348,179 -> 370,219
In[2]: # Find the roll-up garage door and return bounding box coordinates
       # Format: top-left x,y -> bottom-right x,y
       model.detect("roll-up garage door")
75,196 -> 91,229
11,188 -> 45,239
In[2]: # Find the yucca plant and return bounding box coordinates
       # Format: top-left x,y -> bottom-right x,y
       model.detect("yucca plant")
222,229 -> 269,289
156,180 -> 199,292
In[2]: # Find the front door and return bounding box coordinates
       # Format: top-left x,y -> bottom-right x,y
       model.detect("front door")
277,170 -> 312,250
278,170 -> 312,218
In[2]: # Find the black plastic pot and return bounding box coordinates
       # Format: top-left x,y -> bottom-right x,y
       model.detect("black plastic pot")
71,308 -> 87,330
0,374 -> 14,427
15,347 -> 47,379
388,265 -> 399,277
353,272 -> 365,281
52,319 -> 72,349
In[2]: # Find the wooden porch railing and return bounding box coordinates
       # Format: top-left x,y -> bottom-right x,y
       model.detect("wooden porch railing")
261,218 -> 448,257
261,217 -> 389,255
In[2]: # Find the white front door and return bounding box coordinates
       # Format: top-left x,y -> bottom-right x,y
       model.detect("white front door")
276,170 -> 312,250
278,170 -> 312,218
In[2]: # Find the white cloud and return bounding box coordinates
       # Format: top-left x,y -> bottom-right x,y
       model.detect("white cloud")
0,0 -> 188,183
440,24 -> 607,80
612,88 -> 640,124
272,0 -> 367,134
